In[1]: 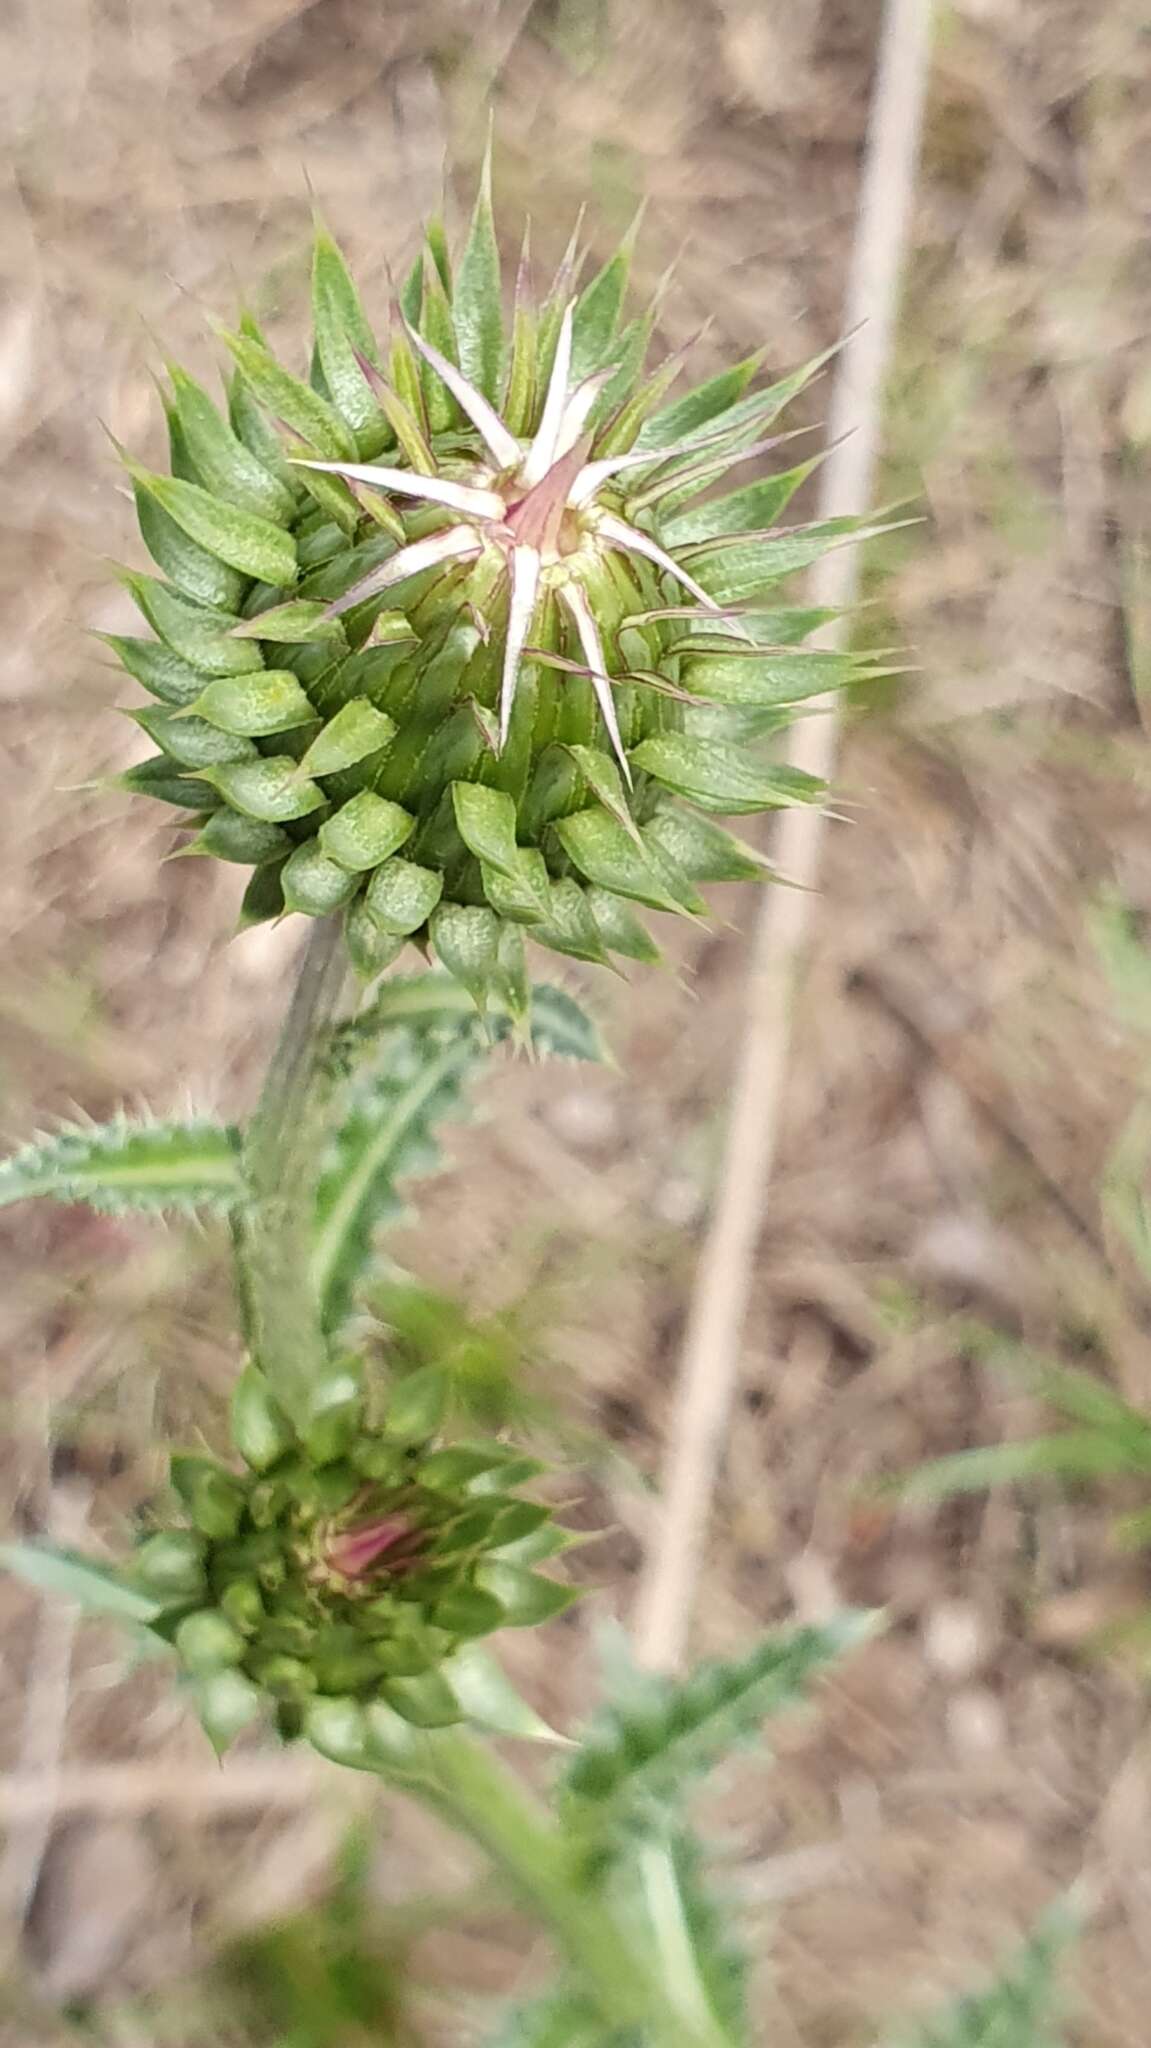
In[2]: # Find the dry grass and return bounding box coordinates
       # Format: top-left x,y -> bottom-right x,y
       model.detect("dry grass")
3,0 -> 1151,2040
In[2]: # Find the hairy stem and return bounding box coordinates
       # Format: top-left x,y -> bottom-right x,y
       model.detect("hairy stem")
377,1731 -> 733,2048
238,916 -> 348,1424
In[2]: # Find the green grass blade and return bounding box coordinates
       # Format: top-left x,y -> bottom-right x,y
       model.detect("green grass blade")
0,1116 -> 243,1214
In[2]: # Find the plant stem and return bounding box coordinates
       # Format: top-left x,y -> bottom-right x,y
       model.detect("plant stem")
381,1731 -> 733,2048
238,916 -> 348,1426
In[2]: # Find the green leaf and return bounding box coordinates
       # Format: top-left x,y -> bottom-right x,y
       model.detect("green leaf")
586,887 -> 661,963
121,572 -> 265,676
0,1116 -> 242,1214
231,1364 -> 296,1473
429,903 -> 502,1008
182,809 -> 291,865
418,270 -> 462,433
312,1028 -> 482,1333
635,353 -> 764,451
882,1897 -> 1078,2048
190,670 -> 316,737
534,878 -> 609,966
218,328 -> 357,461
556,807 -> 702,915
320,791 -> 414,871
453,146 -> 505,401
193,1668 -> 265,1756
281,841 -> 359,916
638,345 -> 835,456
365,857 -> 444,935
682,516 -> 865,604
564,1613 -> 874,1821
231,597 -> 346,645
127,463 -> 298,588
133,478 -> 246,611
474,1563 -> 579,1627
99,632 -> 207,707
298,700 -> 397,777
445,1643 -> 570,1744
481,846 -> 553,925
116,755 -> 219,812
643,808 -> 768,884
452,780 -> 522,879
311,221 -> 387,448
202,756 -> 327,824
132,704 -> 256,769
0,1544 -> 160,1624
674,646 -> 858,708
382,1668 -> 462,1728
660,455 -> 823,546
168,364 -> 296,522
570,219 -> 638,381
630,734 -> 823,815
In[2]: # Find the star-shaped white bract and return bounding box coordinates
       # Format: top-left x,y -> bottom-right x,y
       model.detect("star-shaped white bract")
294,302 -> 743,784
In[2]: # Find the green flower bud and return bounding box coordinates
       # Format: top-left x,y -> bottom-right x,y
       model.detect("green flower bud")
126,1372 -> 565,1753
109,177 -> 866,1005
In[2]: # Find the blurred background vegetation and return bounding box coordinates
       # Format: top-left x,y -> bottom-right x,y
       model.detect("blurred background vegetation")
1,0 -> 1150,2040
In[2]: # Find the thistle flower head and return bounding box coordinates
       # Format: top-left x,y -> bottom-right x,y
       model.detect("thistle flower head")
110,157 -> 869,1005
133,1361 -> 570,1754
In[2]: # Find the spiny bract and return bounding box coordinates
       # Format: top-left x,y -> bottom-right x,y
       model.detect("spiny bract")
135,1360 -> 571,1756
110,159 -> 867,1005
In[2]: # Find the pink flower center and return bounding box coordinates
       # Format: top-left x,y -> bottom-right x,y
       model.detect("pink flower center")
324,1515 -> 421,1580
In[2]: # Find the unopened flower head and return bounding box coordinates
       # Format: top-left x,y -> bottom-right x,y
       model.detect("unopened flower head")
109,155 -> 863,1007
132,1362 -> 569,1752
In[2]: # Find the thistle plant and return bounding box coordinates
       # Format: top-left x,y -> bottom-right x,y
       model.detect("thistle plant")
1,166 -> 1070,2047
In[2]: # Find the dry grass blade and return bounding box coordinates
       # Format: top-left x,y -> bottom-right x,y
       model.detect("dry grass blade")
633,0 -> 937,1673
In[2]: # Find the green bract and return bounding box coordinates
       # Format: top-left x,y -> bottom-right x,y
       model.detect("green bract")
113,162 -> 870,999
133,1362 -> 570,1750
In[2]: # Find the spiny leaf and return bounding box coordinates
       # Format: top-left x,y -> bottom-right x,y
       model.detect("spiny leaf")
121,572 -> 265,676
563,1613 -> 874,1825
133,477 -> 246,611
453,143 -> 505,402
99,632 -> 214,707
445,1643 -> 570,1744
635,353 -> 764,451
217,327 -> 357,462
311,220 -> 388,448
682,515 -> 871,604
312,1026 -> 484,1333
347,970 -> 607,1063
660,455 -> 823,546
881,1897 -> 1078,2048
167,364 -> 296,523
630,733 -> 823,815
0,1116 -> 243,1215
570,216 -> 639,380
126,461 -> 298,588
